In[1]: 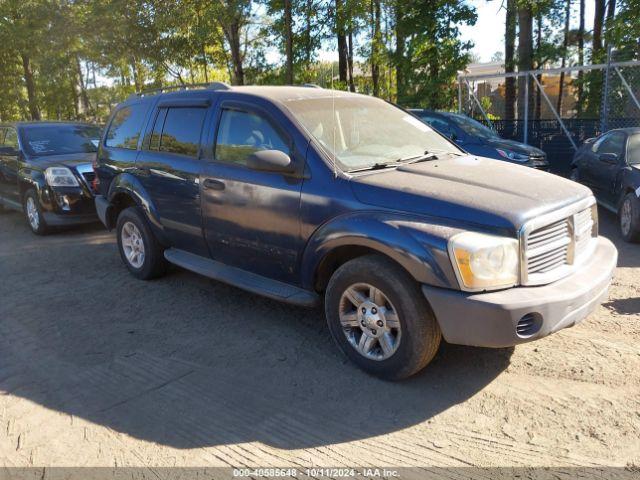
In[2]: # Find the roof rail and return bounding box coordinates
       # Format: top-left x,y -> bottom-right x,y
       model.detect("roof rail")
128,81 -> 232,100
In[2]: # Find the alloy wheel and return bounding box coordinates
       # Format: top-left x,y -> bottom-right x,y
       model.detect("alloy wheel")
26,197 -> 40,231
338,282 -> 402,361
121,221 -> 146,269
621,198 -> 632,236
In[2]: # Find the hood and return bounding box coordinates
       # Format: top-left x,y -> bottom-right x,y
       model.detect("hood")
350,155 -> 592,233
28,152 -> 96,170
482,137 -> 545,156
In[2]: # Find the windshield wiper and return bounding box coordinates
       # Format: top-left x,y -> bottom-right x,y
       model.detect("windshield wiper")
348,162 -> 402,173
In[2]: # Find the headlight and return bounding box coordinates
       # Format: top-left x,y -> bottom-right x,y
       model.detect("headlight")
448,232 -> 519,291
496,149 -> 529,162
45,167 -> 79,187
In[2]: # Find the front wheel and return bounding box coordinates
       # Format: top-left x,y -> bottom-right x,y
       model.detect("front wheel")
116,206 -> 168,279
23,189 -> 49,235
325,255 -> 442,381
619,192 -> 640,243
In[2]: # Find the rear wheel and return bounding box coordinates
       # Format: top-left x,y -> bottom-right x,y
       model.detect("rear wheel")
325,255 -> 441,380
116,206 -> 168,279
619,192 -> 640,243
23,189 -> 49,235
569,168 -> 580,182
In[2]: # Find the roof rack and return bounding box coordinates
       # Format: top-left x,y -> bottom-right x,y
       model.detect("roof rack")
128,81 -> 231,100
302,83 -> 322,89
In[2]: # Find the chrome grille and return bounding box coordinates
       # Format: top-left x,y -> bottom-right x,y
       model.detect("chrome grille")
521,198 -> 597,285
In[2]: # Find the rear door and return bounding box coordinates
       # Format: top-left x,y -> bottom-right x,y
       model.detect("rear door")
135,99 -> 211,255
200,98 -> 305,284
0,127 -> 20,202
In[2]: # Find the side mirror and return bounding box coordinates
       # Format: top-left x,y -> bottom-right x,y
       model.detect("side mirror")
0,146 -> 18,156
599,152 -> 618,164
247,149 -> 294,173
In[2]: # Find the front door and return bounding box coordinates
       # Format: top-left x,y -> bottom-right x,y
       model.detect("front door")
135,104 -> 210,256
584,131 -> 626,204
201,101 -> 305,285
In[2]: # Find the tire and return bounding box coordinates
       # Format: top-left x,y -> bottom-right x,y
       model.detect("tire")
325,254 -> 442,381
116,206 -> 168,279
569,168 -> 580,182
22,189 -> 49,235
619,192 -> 640,243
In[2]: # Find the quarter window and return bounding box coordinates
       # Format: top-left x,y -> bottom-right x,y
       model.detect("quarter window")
158,107 -> 206,157
105,103 -> 150,149
215,109 -> 289,166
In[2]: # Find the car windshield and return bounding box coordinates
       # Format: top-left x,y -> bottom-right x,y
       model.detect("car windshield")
282,94 -> 461,172
444,113 -> 498,140
628,134 -> 640,165
21,124 -> 101,157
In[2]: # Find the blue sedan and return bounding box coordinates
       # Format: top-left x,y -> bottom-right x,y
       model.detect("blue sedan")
410,109 -> 549,170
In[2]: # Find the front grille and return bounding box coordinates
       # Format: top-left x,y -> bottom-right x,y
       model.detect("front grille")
521,199 -> 597,285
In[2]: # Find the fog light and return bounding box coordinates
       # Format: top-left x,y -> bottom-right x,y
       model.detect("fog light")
516,313 -> 543,337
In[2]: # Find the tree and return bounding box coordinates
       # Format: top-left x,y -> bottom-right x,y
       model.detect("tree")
504,0 -> 517,122
556,0 -> 571,114
517,2 -> 534,120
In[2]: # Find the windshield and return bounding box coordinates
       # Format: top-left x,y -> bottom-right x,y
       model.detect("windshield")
21,124 -> 101,157
282,95 -> 461,172
444,113 -> 498,139
628,134 -> 640,165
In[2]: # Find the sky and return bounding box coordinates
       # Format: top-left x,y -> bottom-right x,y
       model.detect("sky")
460,0 -> 596,63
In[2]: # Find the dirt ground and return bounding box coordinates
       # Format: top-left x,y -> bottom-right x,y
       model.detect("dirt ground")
0,206 -> 638,470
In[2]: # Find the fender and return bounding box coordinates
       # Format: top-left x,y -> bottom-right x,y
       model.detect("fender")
106,172 -> 167,243
17,167 -> 47,207
300,211 -> 464,291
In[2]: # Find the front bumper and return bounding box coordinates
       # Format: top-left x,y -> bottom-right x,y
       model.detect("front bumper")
422,237 -> 617,348
40,187 -> 97,226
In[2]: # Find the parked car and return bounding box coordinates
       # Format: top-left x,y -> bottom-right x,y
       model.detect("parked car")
409,109 -> 549,170
570,127 -> 640,242
0,122 -> 101,234
94,84 -> 617,380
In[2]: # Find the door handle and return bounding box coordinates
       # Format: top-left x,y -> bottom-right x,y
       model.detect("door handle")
202,178 -> 226,191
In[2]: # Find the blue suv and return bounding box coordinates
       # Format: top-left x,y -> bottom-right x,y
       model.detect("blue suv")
95,84 -> 617,380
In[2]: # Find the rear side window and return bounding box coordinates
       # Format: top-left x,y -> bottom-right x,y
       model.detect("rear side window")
158,107 -> 206,157
628,134 -> 640,165
215,109 -> 289,166
105,103 -> 149,149
4,128 -> 18,149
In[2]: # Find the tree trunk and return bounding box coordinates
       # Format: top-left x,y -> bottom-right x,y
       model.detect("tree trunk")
394,4 -> 405,103
593,0 -> 606,61
347,29 -> 355,92
534,13 -> 542,121
504,0 -> 516,123
577,0 -> 585,116
284,0 -> 294,84
21,54 -> 40,120
371,0 -> 381,97
604,0 -> 616,50
336,0 -> 348,84
557,0 -> 571,115
224,21 -> 245,85
75,55 -> 91,116
517,5 -> 533,121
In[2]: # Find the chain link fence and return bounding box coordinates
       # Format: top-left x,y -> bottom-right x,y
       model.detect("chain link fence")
458,54 -> 640,176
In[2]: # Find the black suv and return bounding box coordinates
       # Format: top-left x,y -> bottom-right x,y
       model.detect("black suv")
95,84 -> 617,380
571,127 -> 640,242
0,122 -> 101,234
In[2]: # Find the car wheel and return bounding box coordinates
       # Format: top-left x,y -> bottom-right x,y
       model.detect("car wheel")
325,254 -> 442,380
23,189 -> 49,235
116,206 -> 168,279
569,168 -> 580,182
619,192 -> 640,243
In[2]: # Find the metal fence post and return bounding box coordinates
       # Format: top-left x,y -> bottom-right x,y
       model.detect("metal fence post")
601,45 -> 612,132
523,73 -> 529,145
